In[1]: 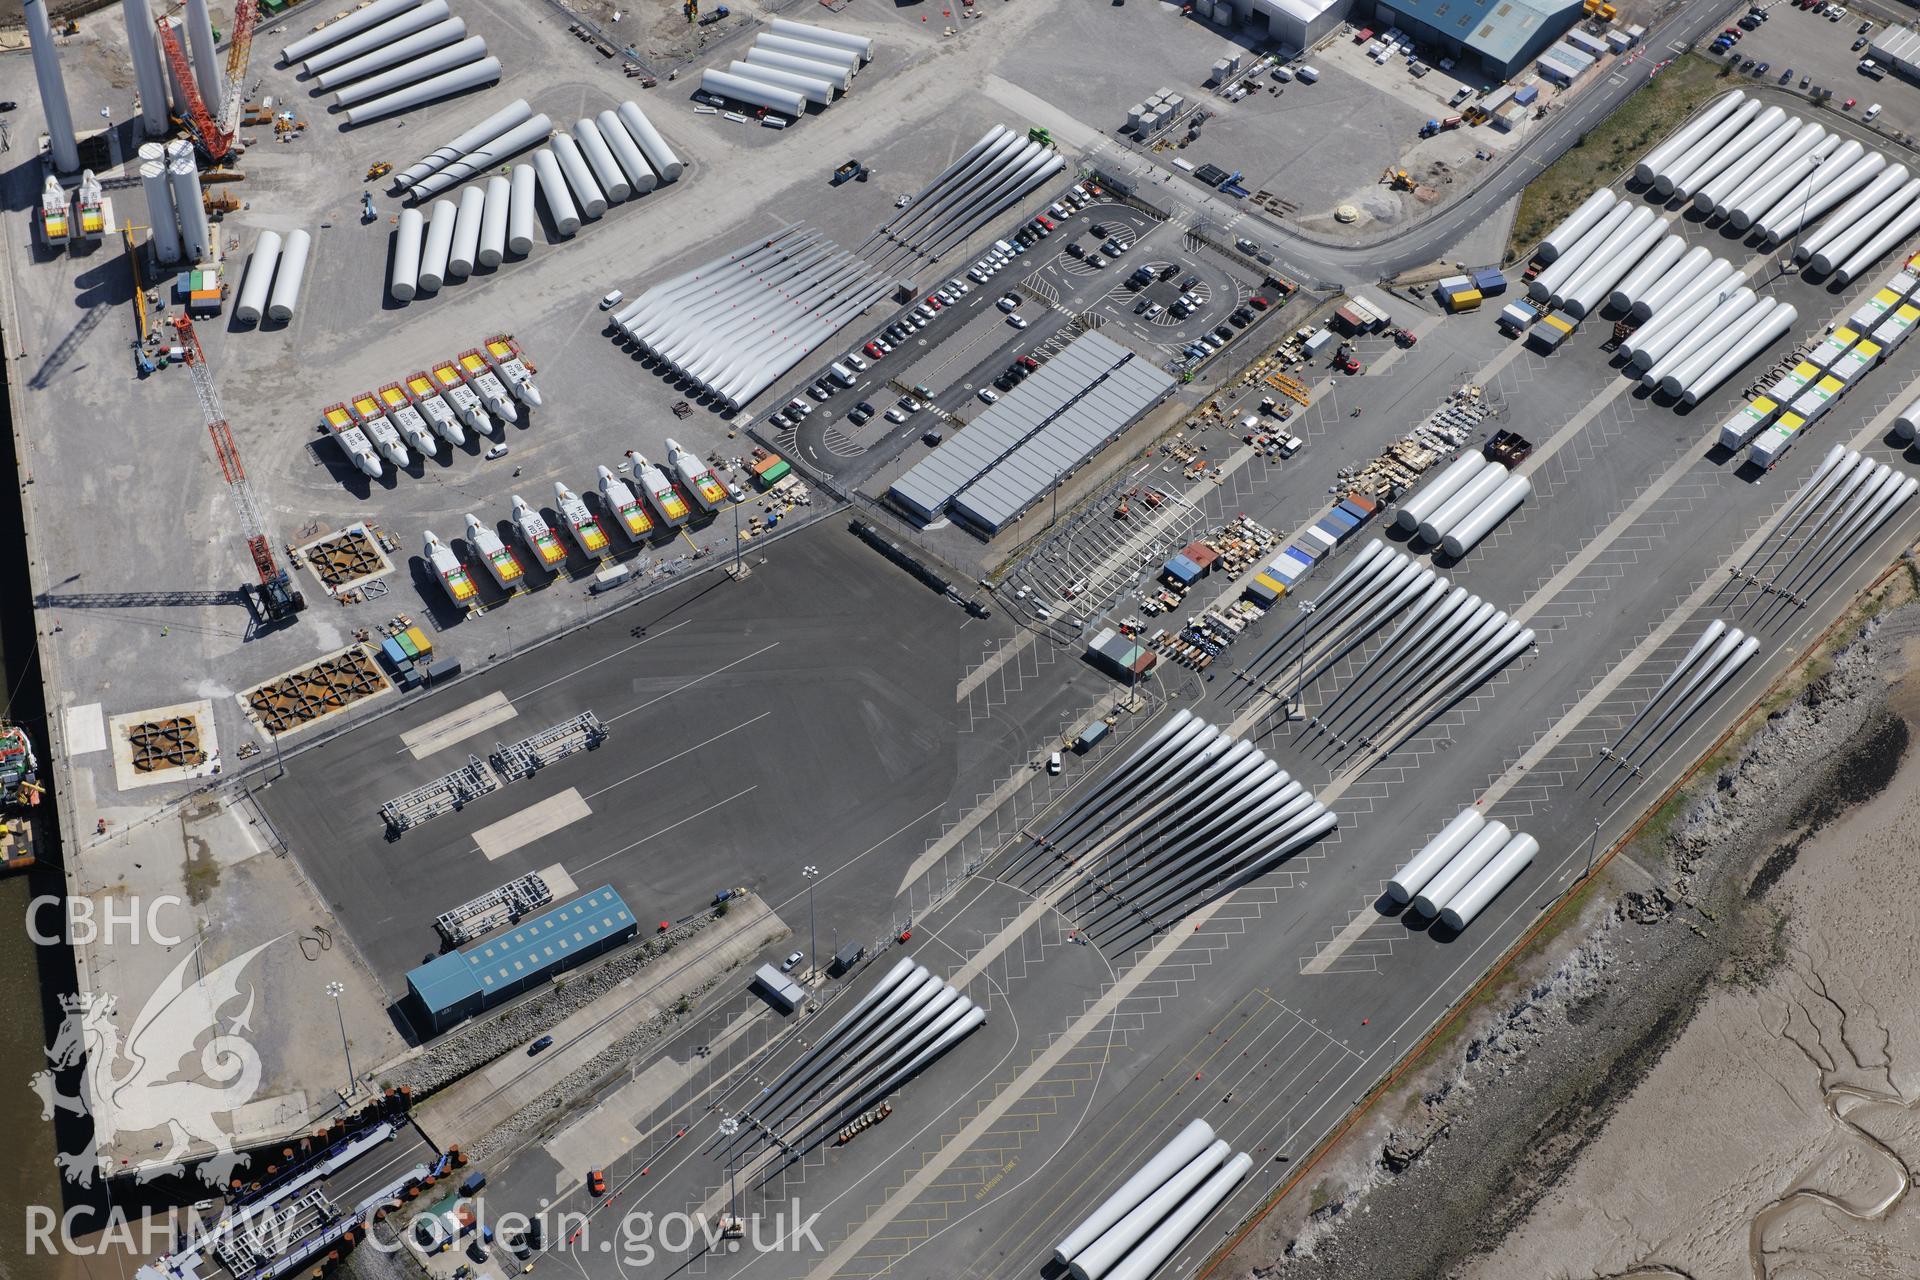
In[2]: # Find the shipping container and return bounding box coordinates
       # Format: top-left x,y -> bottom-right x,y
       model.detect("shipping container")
1527,311 -> 1575,351
1749,411 -> 1806,468
1343,491 -> 1380,516
1323,507 -> 1359,534
1073,720 -> 1110,751
1444,288 -> 1483,312
1808,327 -> 1859,371
1849,289 -> 1902,335
1163,554 -> 1204,585
1498,301 -> 1538,333
396,631 -> 420,659
1472,267 -> 1507,296
1437,274 -> 1474,293
1314,516 -> 1351,543
1883,269 -> 1919,301
1717,396 -> 1778,451
1245,574 -> 1283,605
1513,81 -> 1541,105
753,459 -> 792,487
1872,302 -> 1920,353
1303,524 -> 1339,552
1830,342 -> 1879,385
406,625 -> 433,655
1336,498 -> 1372,523
1788,374 -> 1844,425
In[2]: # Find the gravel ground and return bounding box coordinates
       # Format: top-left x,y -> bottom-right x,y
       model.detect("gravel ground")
1228,590 -> 1918,1280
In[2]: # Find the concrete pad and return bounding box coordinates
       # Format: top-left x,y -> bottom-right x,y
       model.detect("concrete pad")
472,788 -> 592,860
65,702 -> 107,755
107,700 -> 220,792
401,690 -> 519,759
535,861 -> 578,900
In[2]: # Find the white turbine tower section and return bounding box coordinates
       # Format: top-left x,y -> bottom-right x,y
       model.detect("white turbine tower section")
169,159 -> 211,262
1561,211 -> 1668,318
1831,185 -> 1920,284
267,231 -> 311,322
1681,302 -> 1798,405
1717,118 -> 1816,217
1067,1141 -> 1233,1280
1729,134 -> 1840,231
396,98 -> 532,191
1607,233 -> 1686,316
123,0 -> 171,137
573,117 -> 631,202
1898,395 -> 1920,441
305,2 -> 451,75
550,131 -> 606,218
533,149 -> 580,235
447,183 -> 485,280
24,0 -> 78,173
745,46 -> 852,90
283,0 -> 419,63
1658,295 -> 1778,398
391,206 -> 425,300
1629,245 -> 1713,323
1387,809 -> 1487,905
507,163 -> 536,254
1622,262 -> 1742,367
1536,187 -> 1616,264
596,109 -> 656,194
728,61 -> 834,106
1100,1154 -> 1254,1280
1635,91 -> 1743,185
406,113 -> 553,203
313,18 -> 468,92
477,175 -> 510,268
1052,1120 -> 1218,1268
1551,203 -> 1657,307
1796,162 -> 1910,262
618,101 -> 683,181
1664,97 -> 1766,199
1642,287 -> 1757,390
1394,453 -> 1490,533
341,57 -> 501,125
140,161 -> 182,265
184,0 -> 225,116
1530,201 -> 1630,302
332,37 -> 490,108
1670,99 -> 1770,199
1417,462 -> 1509,545
418,198 -> 456,293
1441,473 -> 1531,559
1759,147 -> 1884,244
700,69 -> 805,117
1439,834 -> 1540,931
768,17 -> 874,61
1689,105 -> 1791,212
235,231 -> 282,323
1747,137 -> 1863,228
754,33 -> 860,74
1810,176 -> 1920,276
303,1 -> 450,74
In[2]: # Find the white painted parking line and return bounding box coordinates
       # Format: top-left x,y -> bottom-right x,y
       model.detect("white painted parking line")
509,619 -> 693,702
572,785 -> 758,877
604,642 -> 781,724
400,690 -> 518,759
584,713 -> 771,801
473,788 -> 591,861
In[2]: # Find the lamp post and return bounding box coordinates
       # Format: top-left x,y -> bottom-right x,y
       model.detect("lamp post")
1584,817 -> 1603,878
1780,152 -> 1826,280
717,1117 -> 740,1238
325,981 -> 354,1096
801,865 -> 819,980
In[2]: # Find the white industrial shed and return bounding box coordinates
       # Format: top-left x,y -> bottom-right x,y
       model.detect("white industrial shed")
1869,26 -> 1920,82
1193,0 -> 1353,52
888,332 -> 1175,534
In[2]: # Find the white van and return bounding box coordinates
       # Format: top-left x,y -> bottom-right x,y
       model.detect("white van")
829,362 -> 856,387
994,239 -> 1016,257
1295,64 -> 1320,83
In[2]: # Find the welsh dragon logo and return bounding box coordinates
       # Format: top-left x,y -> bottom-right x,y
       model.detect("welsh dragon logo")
29,939 -> 276,1189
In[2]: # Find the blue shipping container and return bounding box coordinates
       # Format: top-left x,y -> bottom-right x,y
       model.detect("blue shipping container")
1164,553 -> 1204,585
1314,517 -> 1349,543
1513,82 -> 1539,105
1324,508 -> 1359,534
1286,542 -> 1319,564
381,637 -> 410,669
1472,268 -> 1507,296
1335,499 -> 1371,523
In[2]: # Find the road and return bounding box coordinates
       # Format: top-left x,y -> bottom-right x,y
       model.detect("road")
1087,0 -> 1731,288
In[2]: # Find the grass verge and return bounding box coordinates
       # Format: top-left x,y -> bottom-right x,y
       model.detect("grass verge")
1505,54 -> 1728,264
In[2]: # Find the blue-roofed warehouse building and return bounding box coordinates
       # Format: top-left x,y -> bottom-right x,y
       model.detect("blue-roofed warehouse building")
405,886 -> 637,1036
1366,0 -> 1586,79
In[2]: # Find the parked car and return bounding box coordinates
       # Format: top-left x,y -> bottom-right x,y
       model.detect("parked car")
1853,36 -> 1868,51
1086,253 -> 1105,268
1007,314 -> 1028,329
1865,101 -> 1882,121
848,407 -> 872,425
600,289 -> 624,310
588,1170 -> 607,1196
781,950 -> 805,972
1066,242 -> 1085,258
528,1035 -> 554,1055
1089,222 -> 1109,238
978,388 -> 999,404
1249,295 -> 1271,309
884,406 -> 909,423
998,295 -> 1020,312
